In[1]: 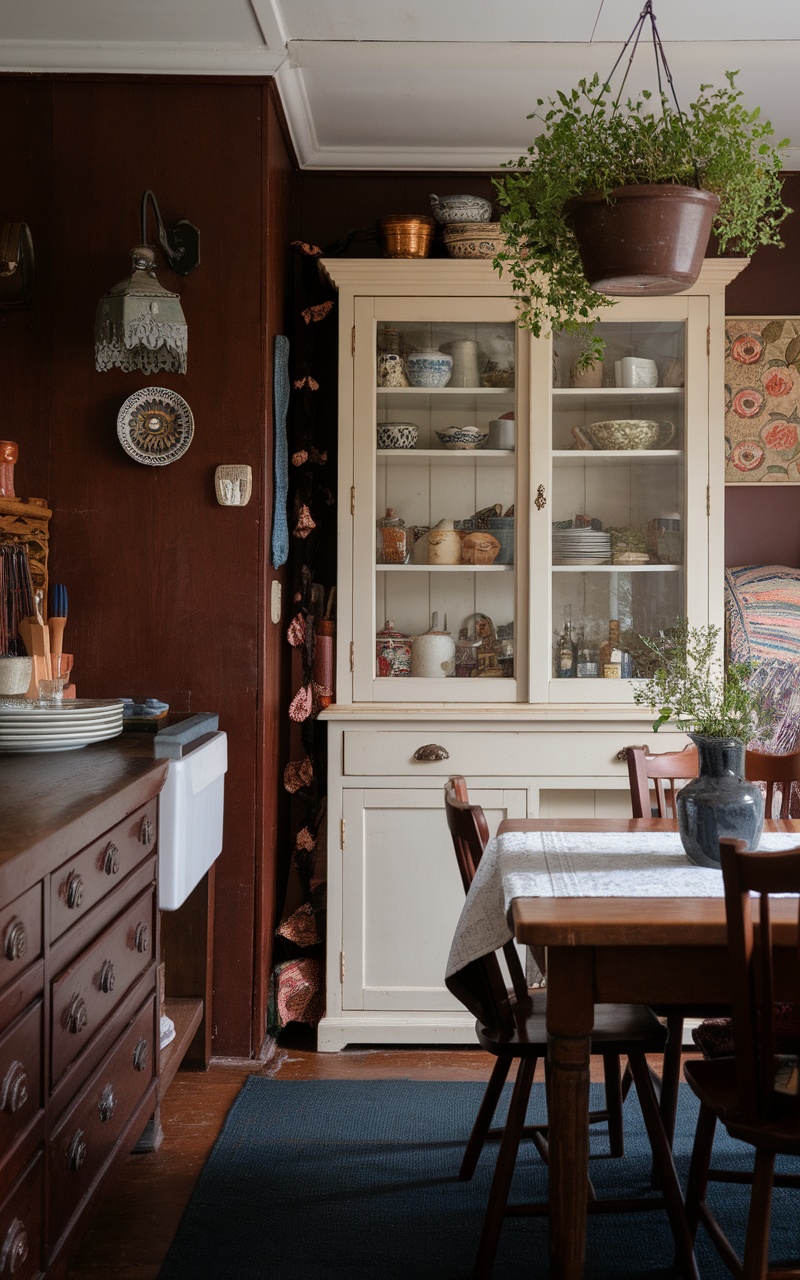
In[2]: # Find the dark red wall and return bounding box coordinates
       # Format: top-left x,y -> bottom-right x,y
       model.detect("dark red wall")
0,76 -> 295,1058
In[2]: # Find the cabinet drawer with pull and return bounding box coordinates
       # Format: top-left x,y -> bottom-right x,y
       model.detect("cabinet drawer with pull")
50,886 -> 155,1087
49,800 -> 157,944
0,1151 -> 42,1280
47,996 -> 155,1260
0,886 -> 42,999
342,730 -> 643,778
0,1002 -> 43,1182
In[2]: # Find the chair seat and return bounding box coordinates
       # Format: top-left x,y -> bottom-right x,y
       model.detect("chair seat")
685,1056 -> 800,1153
692,1002 -> 800,1060
478,997 -> 668,1057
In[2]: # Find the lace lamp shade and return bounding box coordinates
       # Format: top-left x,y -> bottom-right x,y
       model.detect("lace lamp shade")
95,245 -> 188,375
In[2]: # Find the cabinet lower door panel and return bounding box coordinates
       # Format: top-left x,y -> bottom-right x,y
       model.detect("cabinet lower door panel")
341,787 -> 526,1012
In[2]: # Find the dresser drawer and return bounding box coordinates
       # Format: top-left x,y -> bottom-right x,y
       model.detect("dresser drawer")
0,1151 -> 42,1280
0,885 -> 42,999
342,729 -> 635,778
49,799 -> 157,943
48,997 -> 155,1257
51,886 -> 155,1087
0,1002 -> 43,1181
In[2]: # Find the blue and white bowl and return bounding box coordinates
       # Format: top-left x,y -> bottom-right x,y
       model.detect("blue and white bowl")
406,349 -> 453,388
377,422 -> 419,450
435,426 -> 488,451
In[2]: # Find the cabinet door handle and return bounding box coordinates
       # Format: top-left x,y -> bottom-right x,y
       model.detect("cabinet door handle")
413,744 -> 450,762
98,960 -> 116,993
0,1062 -> 29,1115
66,995 -> 88,1035
0,1218 -> 29,1275
535,484 -> 547,511
97,1083 -> 116,1123
101,842 -> 120,876
3,920 -> 27,963
67,1129 -> 87,1172
134,922 -> 149,954
139,815 -> 154,846
132,1037 -> 149,1072
66,873 -> 84,910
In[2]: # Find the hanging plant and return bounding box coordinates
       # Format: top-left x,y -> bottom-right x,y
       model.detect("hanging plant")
493,5 -> 791,367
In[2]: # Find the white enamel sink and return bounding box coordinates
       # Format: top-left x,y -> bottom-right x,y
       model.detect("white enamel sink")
157,728 -> 227,910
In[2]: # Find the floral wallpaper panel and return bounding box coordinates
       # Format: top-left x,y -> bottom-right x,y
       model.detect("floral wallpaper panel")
725,317 -> 800,483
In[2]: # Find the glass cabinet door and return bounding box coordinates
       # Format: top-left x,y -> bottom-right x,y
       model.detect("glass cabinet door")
536,295 -> 709,703
351,296 -> 528,702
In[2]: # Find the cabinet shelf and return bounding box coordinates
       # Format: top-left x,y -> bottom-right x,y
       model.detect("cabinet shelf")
553,387 -> 684,401
377,563 -> 513,572
552,563 -> 681,573
377,448 -> 513,464
553,450 -> 681,464
377,388 -> 513,412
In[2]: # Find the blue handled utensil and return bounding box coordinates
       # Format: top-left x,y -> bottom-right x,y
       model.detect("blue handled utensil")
49,583 -> 68,657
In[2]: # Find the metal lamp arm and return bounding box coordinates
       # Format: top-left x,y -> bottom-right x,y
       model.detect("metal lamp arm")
141,188 -> 200,277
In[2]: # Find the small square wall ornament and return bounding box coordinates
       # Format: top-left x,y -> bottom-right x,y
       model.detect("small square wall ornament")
215,465 -> 252,506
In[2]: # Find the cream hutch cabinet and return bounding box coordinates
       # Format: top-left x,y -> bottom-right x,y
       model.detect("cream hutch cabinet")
318,257 -> 744,1050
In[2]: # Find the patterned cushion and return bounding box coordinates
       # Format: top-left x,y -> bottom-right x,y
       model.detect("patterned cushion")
692,1002 -> 800,1059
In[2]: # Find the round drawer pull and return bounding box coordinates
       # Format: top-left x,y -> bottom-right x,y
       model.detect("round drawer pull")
134,922 -> 149,954
99,960 -> 116,993
0,1062 -> 28,1115
139,815 -> 154,846
98,1083 -> 116,1123
67,1129 -> 87,1172
66,873 -> 84,910
3,920 -> 27,963
102,842 -> 120,876
0,1218 -> 29,1275
132,1037 -> 149,1073
413,744 -> 450,762
66,995 -> 88,1035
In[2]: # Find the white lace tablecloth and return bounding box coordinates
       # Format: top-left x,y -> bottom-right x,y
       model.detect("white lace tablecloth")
445,828 -> 800,981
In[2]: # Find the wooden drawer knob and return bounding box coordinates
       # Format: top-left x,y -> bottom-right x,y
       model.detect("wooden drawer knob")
97,1083 -> 116,1123
99,960 -> 116,993
101,842 -> 120,876
66,995 -> 88,1035
132,1038 -> 149,1073
139,815 -> 154,846
3,920 -> 27,963
67,1130 -> 87,1172
133,922 -> 149,954
413,744 -> 450,762
66,873 -> 84,910
0,1062 -> 28,1115
0,1218 -> 28,1275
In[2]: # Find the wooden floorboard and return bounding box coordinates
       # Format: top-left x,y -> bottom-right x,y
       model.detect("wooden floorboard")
65,1030 -> 700,1280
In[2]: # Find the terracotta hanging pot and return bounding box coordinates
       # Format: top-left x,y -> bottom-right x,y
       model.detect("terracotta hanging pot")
565,184 -> 721,296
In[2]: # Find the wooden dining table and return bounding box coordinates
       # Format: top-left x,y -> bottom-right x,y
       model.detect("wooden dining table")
500,816 -> 800,1280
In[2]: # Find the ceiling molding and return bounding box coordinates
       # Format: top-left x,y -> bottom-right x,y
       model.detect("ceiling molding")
248,0 -> 289,51
0,40 -> 286,75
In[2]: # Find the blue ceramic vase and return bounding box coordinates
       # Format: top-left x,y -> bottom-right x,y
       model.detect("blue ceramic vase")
677,734 -> 764,868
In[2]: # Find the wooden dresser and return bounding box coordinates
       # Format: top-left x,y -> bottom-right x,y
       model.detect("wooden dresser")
0,737 -> 169,1279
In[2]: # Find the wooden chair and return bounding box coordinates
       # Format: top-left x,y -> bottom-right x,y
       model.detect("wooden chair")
746,745 -> 800,819
684,838 -> 800,1279
444,776 -> 700,1280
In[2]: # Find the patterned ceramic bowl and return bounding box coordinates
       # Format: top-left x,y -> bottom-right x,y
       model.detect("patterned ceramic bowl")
377,422 -> 419,450
442,222 -> 502,259
430,194 -> 493,224
435,426 -> 489,451
406,349 -> 453,388
585,419 -> 661,450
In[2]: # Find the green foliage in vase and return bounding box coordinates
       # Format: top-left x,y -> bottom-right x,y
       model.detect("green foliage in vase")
493,71 -> 791,367
632,618 -> 776,741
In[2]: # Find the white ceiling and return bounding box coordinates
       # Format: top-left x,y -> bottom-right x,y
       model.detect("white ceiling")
2,0 -> 800,170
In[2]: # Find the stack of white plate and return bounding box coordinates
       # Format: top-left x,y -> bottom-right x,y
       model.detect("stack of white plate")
0,698 -> 124,753
552,529 -> 612,565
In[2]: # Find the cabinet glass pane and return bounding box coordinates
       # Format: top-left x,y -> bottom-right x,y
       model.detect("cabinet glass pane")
375,319 -> 517,682
551,319 -> 686,681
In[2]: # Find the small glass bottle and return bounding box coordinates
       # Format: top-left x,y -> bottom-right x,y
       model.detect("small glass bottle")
599,619 -> 621,678
557,620 -> 575,678
376,508 -> 408,565
576,629 -> 599,678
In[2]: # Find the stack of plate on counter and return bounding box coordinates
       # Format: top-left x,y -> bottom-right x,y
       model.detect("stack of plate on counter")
552,529 -> 612,565
0,698 -> 124,753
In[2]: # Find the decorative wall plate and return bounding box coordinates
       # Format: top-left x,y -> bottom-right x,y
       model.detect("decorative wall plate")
117,387 -> 194,466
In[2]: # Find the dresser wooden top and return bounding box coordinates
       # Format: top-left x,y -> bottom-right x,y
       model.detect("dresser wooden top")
0,735 -> 168,894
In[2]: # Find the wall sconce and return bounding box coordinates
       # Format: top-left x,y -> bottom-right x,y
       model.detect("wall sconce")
0,223 -> 34,308
95,189 -> 200,375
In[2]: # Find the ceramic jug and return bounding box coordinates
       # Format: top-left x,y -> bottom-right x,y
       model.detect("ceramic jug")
411,612 -> 456,678
425,519 -> 462,565
440,338 -> 480,387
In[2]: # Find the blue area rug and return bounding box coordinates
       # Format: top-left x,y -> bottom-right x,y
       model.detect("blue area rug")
157,1079 -> 799,1279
